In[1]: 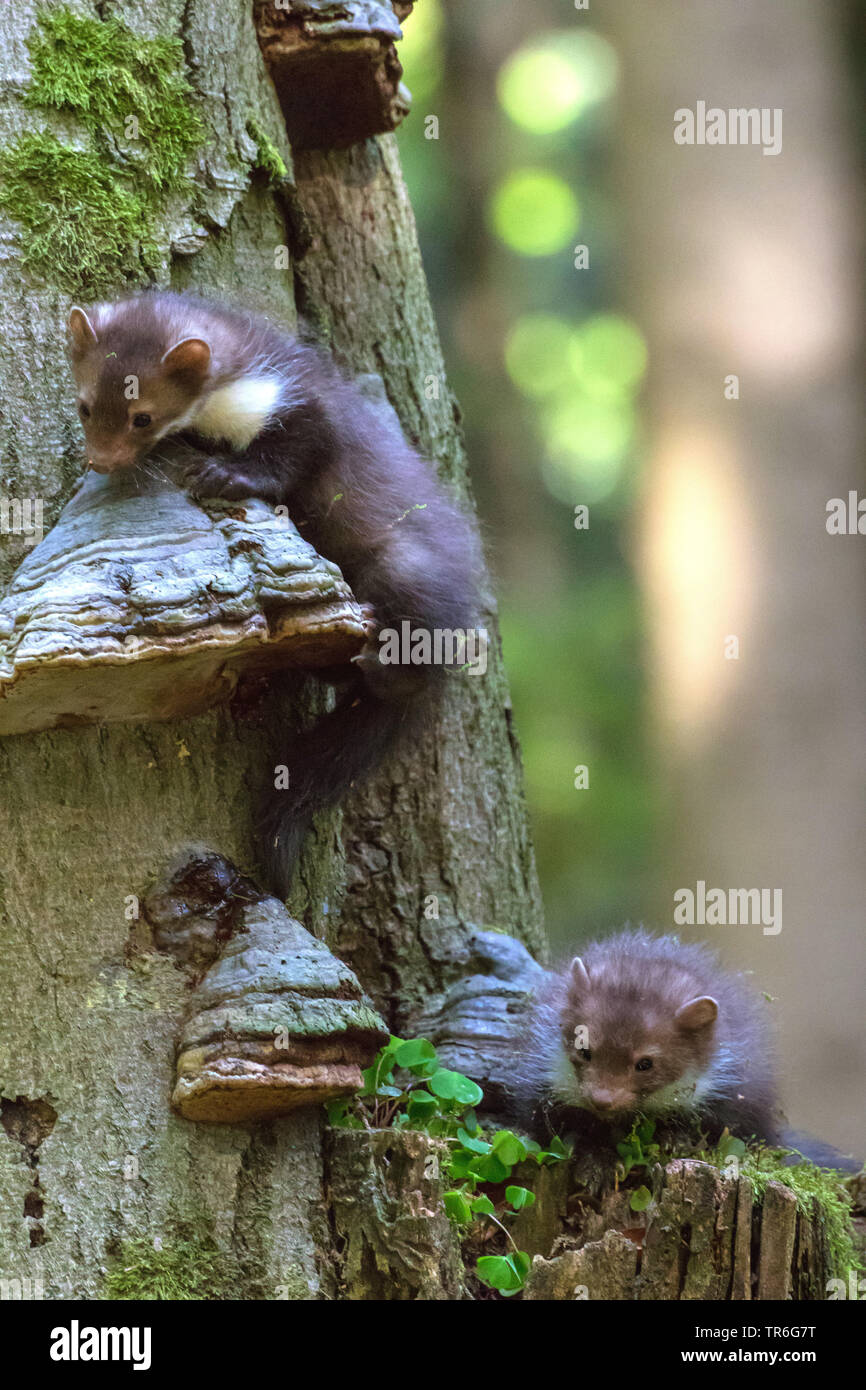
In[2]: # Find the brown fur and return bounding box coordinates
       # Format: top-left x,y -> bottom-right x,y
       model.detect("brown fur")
68,302 -> 213,471
67,292 -> 481,894
510,928 -> 780,1146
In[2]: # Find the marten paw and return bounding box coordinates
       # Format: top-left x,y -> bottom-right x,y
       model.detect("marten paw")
348,609 -> 384,680
358,603 -> 378,638
185,457 -> 255,501
352,639 -> 430,699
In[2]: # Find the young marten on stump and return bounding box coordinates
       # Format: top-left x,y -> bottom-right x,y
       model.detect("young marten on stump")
66,292 -> 480,893
510,928 -> 781,1149
511,928 -> 861,1171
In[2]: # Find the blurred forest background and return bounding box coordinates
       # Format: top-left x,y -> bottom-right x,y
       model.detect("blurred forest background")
396,1 -> 865,1152
398,1 -> 657,946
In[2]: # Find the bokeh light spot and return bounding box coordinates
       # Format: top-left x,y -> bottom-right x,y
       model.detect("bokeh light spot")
497,31 -> 619,133
571,315 -> 648,398
540,394 -> 635,503
490,169 -> 579,257
398,0 -> 444,105
505,314 -> 574,396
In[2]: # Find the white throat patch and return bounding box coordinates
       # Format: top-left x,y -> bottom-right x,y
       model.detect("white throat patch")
191,376 -> 282,449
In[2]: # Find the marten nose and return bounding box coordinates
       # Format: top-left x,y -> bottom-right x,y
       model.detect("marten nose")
588,1088 -> 629,1112
88,451 -> 136,474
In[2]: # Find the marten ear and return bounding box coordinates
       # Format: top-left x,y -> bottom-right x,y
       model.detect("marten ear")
161,338 -> 211,378
68,307 -> 98,354
675,995 -> 718,1031
567,956 -> 591,1001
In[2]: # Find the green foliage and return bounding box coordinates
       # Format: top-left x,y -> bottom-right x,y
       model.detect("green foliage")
476,1251 -> 531,1295
505,1185 -> 536,1210
620,1116 -> 861,1280
332,1046 -> 861,1294
327,1035 -> 569,1297
713,1132 -> 747,1165
102,1234 -> 232,1301
246,117 -> 289,184
614,1115 -> 660,1211
612,1116 -> 860,1273
326,1035 -> 486,1135
616,1115 -> 659,1177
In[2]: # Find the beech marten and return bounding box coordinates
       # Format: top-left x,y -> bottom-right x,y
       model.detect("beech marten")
511,928 -> 780,1146
510,928 -> 861,1170
67,292 -> 480,894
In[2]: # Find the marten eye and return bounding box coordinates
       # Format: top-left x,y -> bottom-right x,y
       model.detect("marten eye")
132,413 -> 152,428
635,1057 -> 653,1072
78,402 -> 90,419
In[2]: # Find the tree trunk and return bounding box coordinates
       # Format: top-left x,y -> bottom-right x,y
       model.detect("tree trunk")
0,0 -> 541,1300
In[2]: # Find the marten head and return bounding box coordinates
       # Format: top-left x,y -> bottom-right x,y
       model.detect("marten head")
555,953 -> 719,1119
67,301 -> 212,474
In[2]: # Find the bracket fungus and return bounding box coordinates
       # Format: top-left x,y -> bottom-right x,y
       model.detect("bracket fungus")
253,0 -> 413,149
172,895 -> 389,1124
0,460 -> 367,736
144,851 -> 388,1123
411,931 -> 547,1114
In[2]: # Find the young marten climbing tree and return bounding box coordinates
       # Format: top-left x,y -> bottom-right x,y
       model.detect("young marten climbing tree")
67,291 -> 481,893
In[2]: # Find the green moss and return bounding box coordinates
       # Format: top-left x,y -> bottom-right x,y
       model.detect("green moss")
25,10 -> 203,191
0,10 -> 292,295
704,1141 -> 863,1282
103,1233 -> 233,1301
0,9 -> 204,293
0,134 -> 154,292
246,116 -> 289,184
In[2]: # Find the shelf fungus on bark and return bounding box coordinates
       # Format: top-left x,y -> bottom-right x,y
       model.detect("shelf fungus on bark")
253,0 -> 413,149
0,460 -> 367,737
410,930 -> 547,1115
166,867 -> 389,1123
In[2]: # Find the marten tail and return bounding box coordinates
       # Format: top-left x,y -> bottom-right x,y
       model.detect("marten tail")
260,675 -> 433,897
779,1129 -> 862,1173
260,404 -> 483,896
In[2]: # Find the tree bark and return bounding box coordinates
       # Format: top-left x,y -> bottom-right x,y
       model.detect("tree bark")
0,0 -> 542,1299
